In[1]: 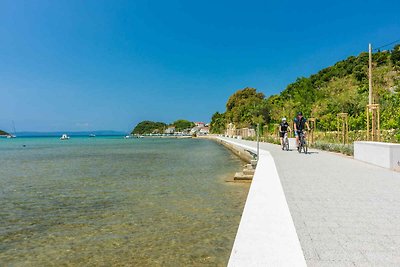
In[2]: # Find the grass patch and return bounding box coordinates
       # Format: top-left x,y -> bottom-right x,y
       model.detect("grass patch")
312,141 -> 354,156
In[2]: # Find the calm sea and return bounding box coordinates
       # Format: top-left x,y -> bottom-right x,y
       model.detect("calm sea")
0,136 -> 249,266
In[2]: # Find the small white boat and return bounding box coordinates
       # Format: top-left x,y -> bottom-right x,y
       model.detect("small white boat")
124,135 -> 131,139
89,134 -> 96,137
60,134 -> 70,140
7,121 -> 17,138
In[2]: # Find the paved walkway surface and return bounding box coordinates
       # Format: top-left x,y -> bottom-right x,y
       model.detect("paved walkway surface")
224,138 -> 306,266
220,137 -> 400,266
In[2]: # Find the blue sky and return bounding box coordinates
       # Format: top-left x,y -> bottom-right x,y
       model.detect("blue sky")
0,0 -> 399,132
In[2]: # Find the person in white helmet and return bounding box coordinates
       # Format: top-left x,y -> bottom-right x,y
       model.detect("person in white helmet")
279,117 -> 291,150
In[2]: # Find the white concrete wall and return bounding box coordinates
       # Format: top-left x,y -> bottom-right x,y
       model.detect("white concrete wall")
354,141 -> 400,171
218,138 -> 306,266
393,146 -> 400,172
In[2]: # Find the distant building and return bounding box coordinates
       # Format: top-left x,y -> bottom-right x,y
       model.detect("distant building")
199,127 -> 209,135
190,126 -> 201,135
164,127 -> 175,134
182,128 -> 192,135
190,121 -> 210,136
225,123 -> 255,138
225,123 -> 236,137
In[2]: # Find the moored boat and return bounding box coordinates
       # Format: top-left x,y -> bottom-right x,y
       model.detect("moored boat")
60,134 -> 70,140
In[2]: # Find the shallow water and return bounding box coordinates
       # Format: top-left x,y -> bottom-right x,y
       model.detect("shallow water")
0,137 -> 249,266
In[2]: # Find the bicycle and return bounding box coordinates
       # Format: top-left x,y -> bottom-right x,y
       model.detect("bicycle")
282,132 -> 289,151
297,131 -> 308,154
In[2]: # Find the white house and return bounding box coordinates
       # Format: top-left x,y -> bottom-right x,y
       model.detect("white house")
195,122 -> 205,128
164,127 -> 175,134
199,127 -> 210,135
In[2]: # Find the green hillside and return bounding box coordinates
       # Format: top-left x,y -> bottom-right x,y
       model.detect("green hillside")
0,130 -> 10,136
211,44 -> 400,142
131,119 -> 194,134
267,44 -> 400,131
131,121 -> 167,135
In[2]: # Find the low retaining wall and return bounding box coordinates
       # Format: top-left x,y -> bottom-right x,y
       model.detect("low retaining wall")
215,137 -> 306,266
354,141 -> 400,171
214,138 -> 254,163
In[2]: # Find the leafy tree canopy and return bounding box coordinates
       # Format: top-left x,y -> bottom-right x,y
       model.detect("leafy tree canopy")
172,119 -> 194,131
210,112 -> 226,134
132,121 -> 167,134
225,87 -> 267,128
392,44 -> 400,67
226,87 -> 264,111
0,130 -> 10,135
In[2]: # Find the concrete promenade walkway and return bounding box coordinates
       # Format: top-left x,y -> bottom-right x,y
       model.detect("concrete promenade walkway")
223,138 -> 306,266
221,137 -> 400,266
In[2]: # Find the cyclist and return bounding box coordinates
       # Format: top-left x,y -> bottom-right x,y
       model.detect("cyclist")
293,112 -> 310,149
279,117 -> 291,150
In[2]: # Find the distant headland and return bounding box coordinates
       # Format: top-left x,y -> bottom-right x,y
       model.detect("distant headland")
0,130 -> 11,136
131,120 -> 209,136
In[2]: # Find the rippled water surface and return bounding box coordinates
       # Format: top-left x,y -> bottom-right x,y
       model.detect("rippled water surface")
0,137 -> 249,266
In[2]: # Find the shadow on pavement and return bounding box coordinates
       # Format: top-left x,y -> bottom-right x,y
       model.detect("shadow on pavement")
304,151 -> 319,155
279,150 -> 319,155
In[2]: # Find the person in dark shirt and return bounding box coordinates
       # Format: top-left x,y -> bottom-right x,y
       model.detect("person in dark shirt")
293,112 -> 310,148
279,117 -> 291,150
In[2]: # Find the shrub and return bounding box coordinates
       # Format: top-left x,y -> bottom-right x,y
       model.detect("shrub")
312,141 -> 354,156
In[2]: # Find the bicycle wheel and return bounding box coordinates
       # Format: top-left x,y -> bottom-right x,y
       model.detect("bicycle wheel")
303,142 -> 308,154
286,140 -> 289,151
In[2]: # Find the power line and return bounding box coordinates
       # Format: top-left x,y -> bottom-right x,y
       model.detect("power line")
373,39 -> 400,51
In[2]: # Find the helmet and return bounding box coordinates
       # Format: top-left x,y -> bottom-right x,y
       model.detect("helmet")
297,112 -> 303,116
282,117 -> 286,121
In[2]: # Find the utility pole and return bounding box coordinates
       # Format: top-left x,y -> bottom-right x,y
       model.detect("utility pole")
369,43 -> 375,140
366,43 -> 380,141
369,43 -> 373,105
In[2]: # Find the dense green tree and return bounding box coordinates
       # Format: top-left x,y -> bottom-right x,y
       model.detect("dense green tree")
210,112 -> 226,134
132,121 -> 167,134
172,119 -> 194,131
0,130 -> 10,136
226,88 -> 264,111
225,87 -> 266,128
392,44 -> 400,67
374,51 -> 390,66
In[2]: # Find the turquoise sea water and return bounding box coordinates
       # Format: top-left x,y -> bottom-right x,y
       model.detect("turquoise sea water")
0,137 -> 249,266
